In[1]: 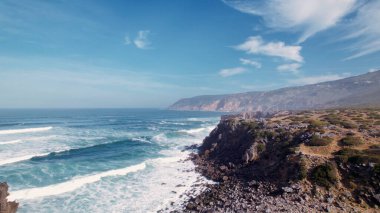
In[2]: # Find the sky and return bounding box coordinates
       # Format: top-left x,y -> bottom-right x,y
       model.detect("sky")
0,0 -> 379,108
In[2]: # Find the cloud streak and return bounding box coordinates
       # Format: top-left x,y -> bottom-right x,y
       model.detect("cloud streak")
288,73 -> 351,85
224,0 -> 357,43
343,1 -> 380,60
219,67 -> 247,77
240,58 -> 261,68
235,36 -> 303,62
277,63 -> 302,74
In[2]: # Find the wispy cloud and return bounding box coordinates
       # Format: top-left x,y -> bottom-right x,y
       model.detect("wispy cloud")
219,67 -> 247,77
288,73 -> 351,85
235,36 -> 303,62
124,30 -> 152,49
240,58 -> 261,68
343,1 -> 380,60
224,0 -> 357,43
134,30 -> 151,49
277,63 -> 302,74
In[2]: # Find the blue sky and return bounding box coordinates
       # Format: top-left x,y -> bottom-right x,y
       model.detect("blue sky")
0,0 -> 379,108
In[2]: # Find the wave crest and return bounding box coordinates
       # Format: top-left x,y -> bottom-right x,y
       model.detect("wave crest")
8,162 -> 146,201
0,153 -> 50,166
0,127 -> 52,135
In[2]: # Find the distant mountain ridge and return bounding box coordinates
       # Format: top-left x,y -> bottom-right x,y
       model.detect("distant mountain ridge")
169,70 -> 380,112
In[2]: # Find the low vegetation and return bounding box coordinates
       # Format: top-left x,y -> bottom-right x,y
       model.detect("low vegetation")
310,162 -> 337,188
307,135 -> 333,146
339,136 -> 362,146
334,148 -> 380,164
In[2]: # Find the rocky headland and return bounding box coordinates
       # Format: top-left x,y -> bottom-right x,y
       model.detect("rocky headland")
178,109 -> 380,212
0,183 -> 18,213
169,71 -> 380,112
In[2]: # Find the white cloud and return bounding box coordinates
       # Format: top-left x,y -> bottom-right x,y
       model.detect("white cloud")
369,68 -> 379,73
343,1 -> 380,60
277,63 -> 302,74
224,0 -> 357,43
240,58 -> 261,68
134,30 -> 151,49
288,73 -> 351,85
219,67 -> 247,77
235,36 -> 303,62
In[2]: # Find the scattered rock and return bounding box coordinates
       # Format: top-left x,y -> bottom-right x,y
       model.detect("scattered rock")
282,187 -> 294,193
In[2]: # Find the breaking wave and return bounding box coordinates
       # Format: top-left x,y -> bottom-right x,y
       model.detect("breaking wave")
0,127 -> 53,135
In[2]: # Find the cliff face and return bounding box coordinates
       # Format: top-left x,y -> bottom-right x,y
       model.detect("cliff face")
196,115 -> 306,183
169,70 -> 380,112
189,109 -> 380,211
0,183 -> 18,213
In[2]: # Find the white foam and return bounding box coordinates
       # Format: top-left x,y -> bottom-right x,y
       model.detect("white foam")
131,137 -> 151,144
0,127 -> 52,135
0,139 -> 22,145
178,126 -> 214,135
187,117 -> 216,122
152,133 -> 169,143
8,162 -> 146,201
0,152 -> 50,166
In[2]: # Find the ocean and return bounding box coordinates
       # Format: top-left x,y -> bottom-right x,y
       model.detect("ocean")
0,109 -> 223,212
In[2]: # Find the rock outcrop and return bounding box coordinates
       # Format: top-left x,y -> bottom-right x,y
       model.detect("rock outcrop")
182,109 -> 380,212
169,70 -> 380,112
0,183 -> 18,213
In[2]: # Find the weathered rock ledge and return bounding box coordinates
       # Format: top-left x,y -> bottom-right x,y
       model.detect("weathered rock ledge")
0,183 -> 18,213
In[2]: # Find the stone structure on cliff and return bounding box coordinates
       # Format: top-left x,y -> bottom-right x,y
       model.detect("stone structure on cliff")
0,183 -> 18,213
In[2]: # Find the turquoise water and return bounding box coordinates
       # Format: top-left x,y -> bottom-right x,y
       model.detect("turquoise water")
0,109 -> 222,212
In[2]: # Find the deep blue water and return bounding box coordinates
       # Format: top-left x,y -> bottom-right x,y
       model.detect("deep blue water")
0,109 -> 222,212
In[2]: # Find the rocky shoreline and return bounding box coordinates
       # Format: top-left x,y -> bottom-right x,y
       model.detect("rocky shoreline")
171,109 -> 380,212
0,182 -> 18,213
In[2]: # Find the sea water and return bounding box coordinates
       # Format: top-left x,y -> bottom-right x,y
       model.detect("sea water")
0,109 -> 222,212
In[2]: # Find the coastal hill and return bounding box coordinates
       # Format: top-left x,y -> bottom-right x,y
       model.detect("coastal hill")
169,70 -> 380,112
185,109 -> 380,212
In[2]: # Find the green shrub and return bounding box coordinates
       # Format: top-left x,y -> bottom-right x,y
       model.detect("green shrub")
298,159 -> 308,180
335,148 -> 361,156
308,119 -> 327,130
340,120 -> 357,129
334,148 -> 380,164
307,135 -> 333,146
324,114 -> 341,125
339,136 -> 362,146
256,143 -> 265,153
242,120 -> 258,130
311,162 -> 337,188
258,130 -> 275,139
368,112 -> 380,119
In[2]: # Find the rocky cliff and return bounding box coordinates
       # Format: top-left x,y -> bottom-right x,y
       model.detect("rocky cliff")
185,109 -> 380,212
0,183 -> 18,213
169,70 -> 380,112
